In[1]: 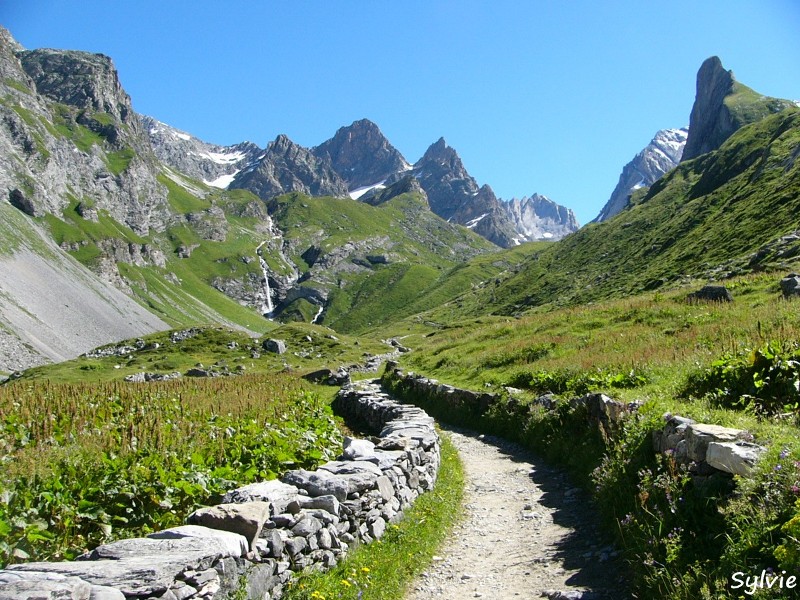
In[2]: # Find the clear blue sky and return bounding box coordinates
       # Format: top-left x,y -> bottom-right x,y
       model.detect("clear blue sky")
3,0 -> 799,224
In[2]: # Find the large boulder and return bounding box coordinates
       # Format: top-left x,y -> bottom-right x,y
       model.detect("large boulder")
262,338 -> 287,354
706,441 -> 765,476
687,285 -> 733,303
780,274 -> 800,298
685,423 -> 747,462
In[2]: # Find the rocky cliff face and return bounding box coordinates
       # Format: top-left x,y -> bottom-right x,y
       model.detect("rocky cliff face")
312,119 -> 410,191
682,56 -> 794,162
505,194 -> 579,241
381,138 -> 517,247
230,134 -> 349,200
681,57 -> 736,162
594,128 -> 688,222
142,116 -> 262,187
0,29 -> 170,235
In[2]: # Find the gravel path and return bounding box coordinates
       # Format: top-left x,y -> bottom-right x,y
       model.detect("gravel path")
406,427 -> 630,600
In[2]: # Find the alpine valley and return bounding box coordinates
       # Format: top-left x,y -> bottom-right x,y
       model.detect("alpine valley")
0,26 -> 581,371
3,24 -> 800,600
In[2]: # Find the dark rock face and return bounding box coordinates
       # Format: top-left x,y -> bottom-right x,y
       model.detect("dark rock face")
681,56 -> 793,162
312,119 -> 409,190
681,57 -> 737,162
389,138 -> 518,247
230,134 -> 348,200
594,128 -> 688,222
20,49 -> 134,126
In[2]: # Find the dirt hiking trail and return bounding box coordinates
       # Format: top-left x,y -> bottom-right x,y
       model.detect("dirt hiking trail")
405,427 -> 631,600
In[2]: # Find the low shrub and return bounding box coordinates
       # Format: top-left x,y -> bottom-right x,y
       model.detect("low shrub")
683,341 -> 800,414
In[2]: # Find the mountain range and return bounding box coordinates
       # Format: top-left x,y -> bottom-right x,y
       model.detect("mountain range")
0,22 -> 797,374
145,115 -> 580,248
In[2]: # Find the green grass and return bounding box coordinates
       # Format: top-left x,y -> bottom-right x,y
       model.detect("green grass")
269,191 -> 496,329
159,174 -> 213,213
106,147 -> 135,175
15,323 -> 390,384
51,104 -> 105,152
285,433 -> 464,600
381,264 -> 800,599
724,81 -> 795,128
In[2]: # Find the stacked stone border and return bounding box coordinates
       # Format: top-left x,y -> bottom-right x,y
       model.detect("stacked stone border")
382,363 -> 767,479
0,380 -> 440,600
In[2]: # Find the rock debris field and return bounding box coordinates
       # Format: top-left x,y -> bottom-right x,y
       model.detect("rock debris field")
406,428 -> 631,600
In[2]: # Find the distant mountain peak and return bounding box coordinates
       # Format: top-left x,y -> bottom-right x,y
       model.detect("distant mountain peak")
505,194 -> 579,242
312,118 -> 408,190
594,127 -> 688,222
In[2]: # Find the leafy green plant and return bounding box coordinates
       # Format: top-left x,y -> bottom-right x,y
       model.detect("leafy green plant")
0,375 -> 341,566
683,341 -> 800,414
506,367 -> 650,395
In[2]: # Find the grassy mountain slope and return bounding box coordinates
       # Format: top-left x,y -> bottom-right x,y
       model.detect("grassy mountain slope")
267,191 -> 497,331
14,321 -> 390,384
37,171 -> 275,334
0,200 -> 168,371
415,108 -> 800,320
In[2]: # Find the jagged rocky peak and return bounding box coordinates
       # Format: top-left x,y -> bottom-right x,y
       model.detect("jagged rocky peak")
0,28 -> 169,235
594,127 -> 688,222
419,137 -> 462,168
142,115 -> 262,187
504,194 -> 579,242
681,57 -> 736,162
312,118 -> 410,191
682,56 -> 794,162
0,27 -> 29,84
230,134 -> 349,200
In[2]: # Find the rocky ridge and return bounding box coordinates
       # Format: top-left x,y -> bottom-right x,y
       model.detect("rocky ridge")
142,116 -> 261,188
3,39 -> 170,235
593,128 -> 688,222
312,118 -> 411,191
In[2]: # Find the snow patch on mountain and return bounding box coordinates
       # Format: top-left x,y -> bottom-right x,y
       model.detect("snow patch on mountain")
466,213 -> 489,229
349,180 -> 387,200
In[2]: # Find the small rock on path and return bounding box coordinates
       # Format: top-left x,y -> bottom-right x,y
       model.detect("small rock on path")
405,428 -> 630,599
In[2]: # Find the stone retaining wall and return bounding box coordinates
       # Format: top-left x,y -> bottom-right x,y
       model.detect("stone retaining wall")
0,380 -> 439,600
383,363 -> 766,479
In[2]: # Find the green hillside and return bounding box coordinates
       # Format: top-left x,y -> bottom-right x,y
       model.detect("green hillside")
411,108 -> 800,322
267,191 -> 497,330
